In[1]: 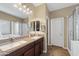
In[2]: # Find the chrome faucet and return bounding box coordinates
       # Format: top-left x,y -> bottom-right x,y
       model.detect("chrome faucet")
10,38 -> 15,42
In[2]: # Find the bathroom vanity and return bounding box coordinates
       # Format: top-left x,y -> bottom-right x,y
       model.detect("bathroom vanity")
0,36 -> 44,56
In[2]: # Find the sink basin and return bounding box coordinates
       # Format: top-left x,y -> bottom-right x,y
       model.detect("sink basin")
16,40 -> 27,44
31,36 -> 41,40
0,40 -> 27,51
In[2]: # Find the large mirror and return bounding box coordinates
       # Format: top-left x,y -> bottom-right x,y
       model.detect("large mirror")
31,21 -> 40,31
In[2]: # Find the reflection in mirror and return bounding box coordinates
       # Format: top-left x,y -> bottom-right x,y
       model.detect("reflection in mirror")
36,21 -> 40,31
30,21 -> 40,31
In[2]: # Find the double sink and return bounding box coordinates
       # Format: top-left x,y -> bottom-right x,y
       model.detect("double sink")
0,40 -> 27,51
0,36 -> 42,52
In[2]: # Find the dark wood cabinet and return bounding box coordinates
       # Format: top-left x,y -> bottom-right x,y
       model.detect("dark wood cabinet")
40,38 -> 43,54
6,42 -> 34,56
6,37 -> 43,56
35,43 -> 40,56
34,37 -> 43,56
24,47 -> 34,56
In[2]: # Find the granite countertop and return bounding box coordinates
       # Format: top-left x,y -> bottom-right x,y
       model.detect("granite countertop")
0,36 -> 43,56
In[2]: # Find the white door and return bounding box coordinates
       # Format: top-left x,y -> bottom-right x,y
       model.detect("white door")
51,17 -> 64,48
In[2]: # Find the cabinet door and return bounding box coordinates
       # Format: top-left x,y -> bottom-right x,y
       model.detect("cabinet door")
35,43 -> 40,56
24,47 -> 34,56
40,39 -> 43,54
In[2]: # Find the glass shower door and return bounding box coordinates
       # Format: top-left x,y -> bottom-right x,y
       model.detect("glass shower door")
73,7 -> 79,41
68,15 -> 73,50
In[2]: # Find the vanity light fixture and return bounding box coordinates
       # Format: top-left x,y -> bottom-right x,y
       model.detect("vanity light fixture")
13,3 -> 32,15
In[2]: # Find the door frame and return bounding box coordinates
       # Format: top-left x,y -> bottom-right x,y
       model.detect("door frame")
46,16 -> 50,53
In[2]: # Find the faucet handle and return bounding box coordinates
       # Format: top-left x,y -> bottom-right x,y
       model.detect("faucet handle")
10,37 -> 15,42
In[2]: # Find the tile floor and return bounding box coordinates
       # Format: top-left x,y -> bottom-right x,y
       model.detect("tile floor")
41,45 -> 70,56
47,45 -> 70,56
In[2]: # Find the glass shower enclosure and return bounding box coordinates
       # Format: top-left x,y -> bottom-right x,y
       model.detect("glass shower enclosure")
68,7 -> 79,56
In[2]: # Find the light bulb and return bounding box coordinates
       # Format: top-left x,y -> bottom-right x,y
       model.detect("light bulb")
23,5 -> 26,8
29,10 -> 32,14
26,8 -> 30,11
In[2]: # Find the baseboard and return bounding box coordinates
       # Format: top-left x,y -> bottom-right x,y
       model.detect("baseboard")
63,47 -> 71,56
63,47 -> 67,49
67,48 -> 71,56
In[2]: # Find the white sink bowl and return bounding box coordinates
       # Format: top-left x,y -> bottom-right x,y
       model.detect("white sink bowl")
0,40 -> 27,51
31,36 -> 41,40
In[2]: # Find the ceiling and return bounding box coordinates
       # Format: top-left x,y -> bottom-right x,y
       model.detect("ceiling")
0,3 -> 28,19
33,3 -> 42,7
0,3 -> 78,19
32,3 -> 78,11
47,3 -> 78,11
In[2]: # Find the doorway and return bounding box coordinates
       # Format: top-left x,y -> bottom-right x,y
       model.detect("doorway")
51,17 -> 64,48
